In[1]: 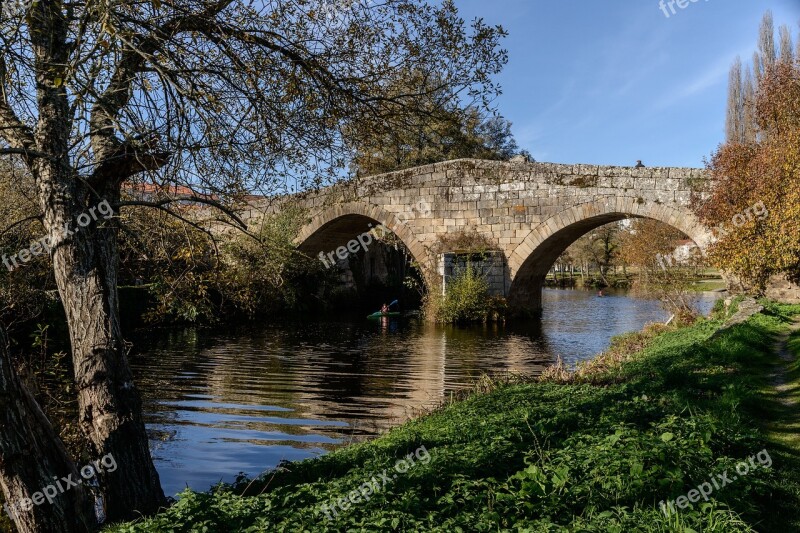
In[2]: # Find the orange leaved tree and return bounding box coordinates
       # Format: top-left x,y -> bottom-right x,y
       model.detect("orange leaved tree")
695,58 -> 800,293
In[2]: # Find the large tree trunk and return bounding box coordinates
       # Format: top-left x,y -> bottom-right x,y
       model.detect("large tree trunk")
26,0 -> 166,519
0,327 -> 97,532
37,174 -> 167,521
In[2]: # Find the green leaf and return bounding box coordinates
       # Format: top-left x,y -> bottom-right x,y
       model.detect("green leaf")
661,432 -> 675,442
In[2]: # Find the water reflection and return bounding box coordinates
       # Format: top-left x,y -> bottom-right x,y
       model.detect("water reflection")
129,288 -> 719,495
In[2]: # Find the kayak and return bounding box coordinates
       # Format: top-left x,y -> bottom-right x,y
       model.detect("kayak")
367,312 -> 401,319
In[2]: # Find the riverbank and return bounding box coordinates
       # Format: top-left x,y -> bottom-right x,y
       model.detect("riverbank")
108,301 -> 800,532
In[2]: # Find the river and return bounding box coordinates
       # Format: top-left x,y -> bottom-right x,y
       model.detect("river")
129,288 -> 720,496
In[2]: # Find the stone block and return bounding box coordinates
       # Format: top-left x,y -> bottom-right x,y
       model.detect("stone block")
654,190 -> 674,203
650,167 -> 669,179
674,190 -> 692,204
597,176 -> 615,188
668,168 -> 692,180
497,191 -> 520,200
574,164 -> 599,175
523,197 -> 540,207
599,166 -> 631,178
614,176 -> 635,189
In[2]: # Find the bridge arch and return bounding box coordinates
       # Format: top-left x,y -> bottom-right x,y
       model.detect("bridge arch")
507,197 -> 713,312
296,202 -> 433,285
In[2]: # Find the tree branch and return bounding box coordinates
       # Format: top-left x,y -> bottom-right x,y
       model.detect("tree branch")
117,196 -> 247,229
0,56 -> 35,153
88,1 -> 234,184
0,214 -> 43,240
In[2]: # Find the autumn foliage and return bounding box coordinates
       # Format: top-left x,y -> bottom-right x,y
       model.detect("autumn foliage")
618,219 -> 701,323
695,60 -> 800,292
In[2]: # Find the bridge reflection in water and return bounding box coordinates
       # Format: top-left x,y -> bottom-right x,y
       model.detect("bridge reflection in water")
129,289 -> 719,495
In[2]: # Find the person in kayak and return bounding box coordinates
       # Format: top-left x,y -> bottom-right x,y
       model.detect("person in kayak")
381,303 -> 390,314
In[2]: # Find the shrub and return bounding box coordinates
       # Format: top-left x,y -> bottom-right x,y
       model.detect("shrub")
432,262 -> 505,323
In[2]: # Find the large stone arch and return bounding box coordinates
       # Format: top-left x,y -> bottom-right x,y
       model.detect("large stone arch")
296,201 -> 433,286
507,197 -> 713,312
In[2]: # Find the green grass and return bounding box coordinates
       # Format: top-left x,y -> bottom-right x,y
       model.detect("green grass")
108,304 -> 800,532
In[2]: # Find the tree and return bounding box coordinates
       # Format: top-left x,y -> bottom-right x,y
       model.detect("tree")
779,24 -> 795,64
0,325 -> 95,532
743,66 -> 758,143
726,11 -> 795,143
726,57 -> 745,143
0,163 -> 52,333
348,73 -> 521,176
0,0 -> 506,529
476,114 -> 521,160
757,11 -> 777,76
564,223 -> 621,286
697,34 -> 800,293
618,219 -> 701,322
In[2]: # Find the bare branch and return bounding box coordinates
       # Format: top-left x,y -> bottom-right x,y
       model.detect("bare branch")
117,196 -> 247,229
0,213 -> 43,239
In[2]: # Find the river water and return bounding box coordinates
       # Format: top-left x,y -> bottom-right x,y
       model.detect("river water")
129,288 -> 720,496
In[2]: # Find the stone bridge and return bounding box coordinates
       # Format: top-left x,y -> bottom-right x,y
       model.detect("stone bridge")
243,159 -> 713,312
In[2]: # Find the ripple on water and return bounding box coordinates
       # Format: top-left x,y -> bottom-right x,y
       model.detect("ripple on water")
129,288 -> 720,495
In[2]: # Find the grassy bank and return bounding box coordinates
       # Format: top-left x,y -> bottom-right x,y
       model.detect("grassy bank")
109,303 -> 800,532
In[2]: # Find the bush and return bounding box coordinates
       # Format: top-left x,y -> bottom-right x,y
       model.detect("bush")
119,203 -> 337,324
431,263 -> 505,323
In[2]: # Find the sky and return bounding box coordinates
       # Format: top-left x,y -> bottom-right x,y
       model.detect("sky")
454,0 -> 800,168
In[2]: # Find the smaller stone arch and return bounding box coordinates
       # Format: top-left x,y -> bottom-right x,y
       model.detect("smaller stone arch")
507,197 -> 713,313
296,201 -> 433,285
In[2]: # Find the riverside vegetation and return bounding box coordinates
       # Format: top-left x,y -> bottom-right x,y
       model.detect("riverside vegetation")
108,300 -> 800,532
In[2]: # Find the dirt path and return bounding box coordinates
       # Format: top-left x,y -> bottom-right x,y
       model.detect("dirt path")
772,319 -> 800,406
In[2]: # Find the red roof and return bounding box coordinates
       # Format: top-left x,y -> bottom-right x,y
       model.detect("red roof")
123,183 -> 219,201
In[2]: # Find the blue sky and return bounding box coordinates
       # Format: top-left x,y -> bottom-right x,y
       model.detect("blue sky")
454,0 -> 800,167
